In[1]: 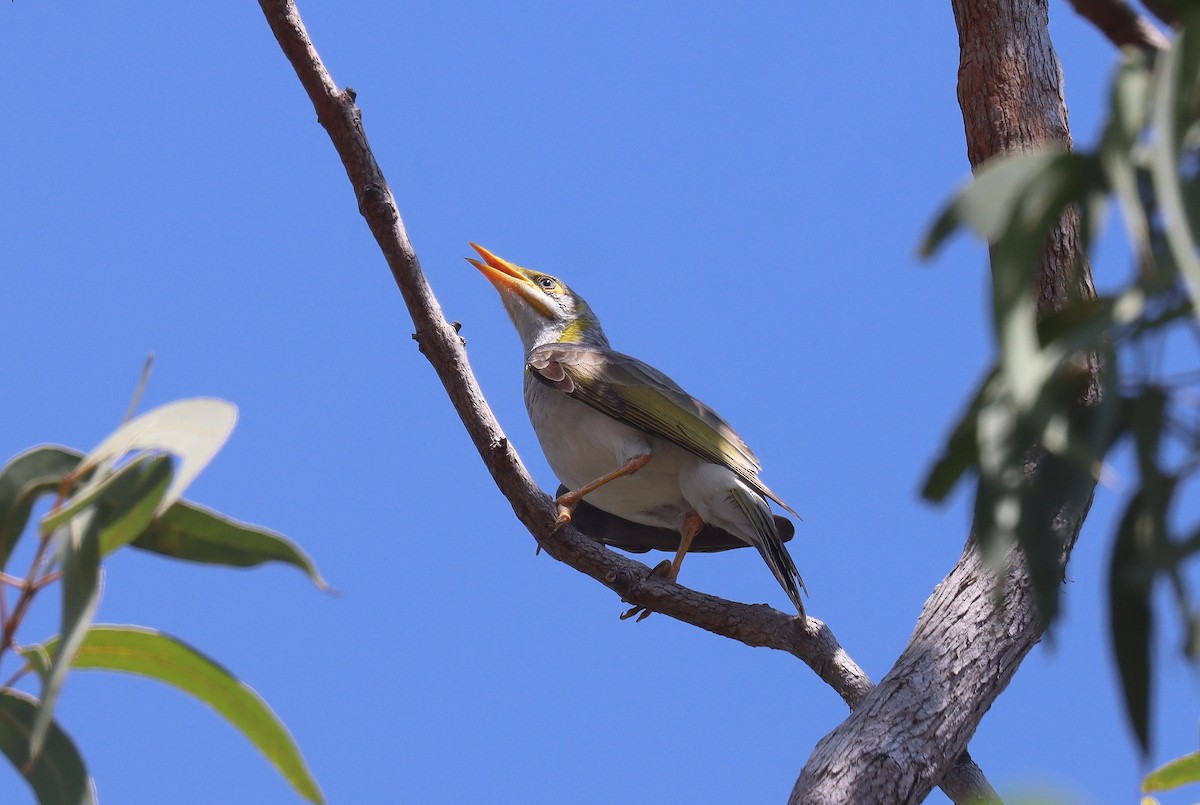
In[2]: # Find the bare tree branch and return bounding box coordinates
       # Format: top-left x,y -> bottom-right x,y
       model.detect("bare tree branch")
1067,0 -> 1170,50
791,0 -> 1099,801
256,1 -> 997,801
255,0 -> 816,676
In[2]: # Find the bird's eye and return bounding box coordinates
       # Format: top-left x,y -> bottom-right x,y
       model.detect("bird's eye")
537,276 -> 556,290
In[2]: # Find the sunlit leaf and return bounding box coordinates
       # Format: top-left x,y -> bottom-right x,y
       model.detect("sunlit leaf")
921,149 -> 1075,255
29,511 -> 103,760
1143,750 -> 1200,792
23,626 -> 325,805
0,689 -> 95,805
95,457 -> 173,557
77,397 -> 237,517
133,500 -> 329,590
973,384 -> 1024,556
987,155 -> 1106,413
0,446 -> 83,570
40,453 -> 165,537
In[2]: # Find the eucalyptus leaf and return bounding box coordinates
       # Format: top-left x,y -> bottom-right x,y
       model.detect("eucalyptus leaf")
0,445 -> 83,570
921,369 -> 999,502
133,500 -> 329,590
1101,48 -> 1155,270
1110,490 -> 1156,754
29,510 -> 103,760
0,689 -> 95,805
1130,387 -> 1168,481
987,154 -> 1106,412
40,453 -> 165,537
76,397 -> 237,517
1148,25 -> 1200,322
1143,749 -> 1200,792
22,626 -> 325,805
1015,447 -> 1092,628
1186,612 -> 1200,660
921,149 -> 1072,255
95,456 -> 173,557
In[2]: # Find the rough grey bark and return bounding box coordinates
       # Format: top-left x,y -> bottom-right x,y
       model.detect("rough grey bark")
790,1 -> 1099,802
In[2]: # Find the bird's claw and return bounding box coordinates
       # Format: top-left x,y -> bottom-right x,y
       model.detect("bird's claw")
619,605 -> 653,622
552,504 -> 573,532
618,561 -> 674,622
550,492 -> 581,533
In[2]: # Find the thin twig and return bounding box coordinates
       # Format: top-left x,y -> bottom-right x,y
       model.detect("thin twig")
122,352 -> 155,423
0,479 -> 71,658
0,665 -> 29,692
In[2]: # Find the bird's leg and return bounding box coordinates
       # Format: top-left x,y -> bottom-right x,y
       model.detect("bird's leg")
552,453 -> 651,529
667,512 -> 703,582
621,513 -> 705,622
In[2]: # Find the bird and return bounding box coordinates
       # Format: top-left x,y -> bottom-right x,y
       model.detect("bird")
467,242 -> 806,620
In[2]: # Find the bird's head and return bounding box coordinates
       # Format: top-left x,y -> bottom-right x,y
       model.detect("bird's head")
467,243 -> 609,351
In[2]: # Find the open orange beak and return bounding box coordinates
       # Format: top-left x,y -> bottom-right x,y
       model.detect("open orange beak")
466,243 -> 556,319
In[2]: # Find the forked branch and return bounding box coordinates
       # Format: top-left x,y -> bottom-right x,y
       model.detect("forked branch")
256,1 -> 995,801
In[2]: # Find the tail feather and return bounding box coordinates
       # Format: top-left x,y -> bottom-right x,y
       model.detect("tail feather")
730,487 -> 807,618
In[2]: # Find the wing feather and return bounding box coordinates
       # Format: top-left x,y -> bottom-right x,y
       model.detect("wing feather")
528,343 -> 798,516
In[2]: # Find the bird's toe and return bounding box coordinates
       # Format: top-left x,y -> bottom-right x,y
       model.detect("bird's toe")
619,604 -> 652,621
552,505 -> 574,532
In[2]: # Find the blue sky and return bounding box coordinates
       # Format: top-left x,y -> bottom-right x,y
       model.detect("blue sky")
1,2 -> 1194,803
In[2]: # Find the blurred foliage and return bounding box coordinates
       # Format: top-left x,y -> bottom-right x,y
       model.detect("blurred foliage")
921,6 -> 1200,765
1144,746 -> 1200,793
0,397 -> 327,804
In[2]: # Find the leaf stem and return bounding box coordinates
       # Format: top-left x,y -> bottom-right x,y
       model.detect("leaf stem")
0,477 -> 74,663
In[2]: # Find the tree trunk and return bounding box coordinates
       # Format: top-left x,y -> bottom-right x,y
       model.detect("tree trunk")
790,1 -> 1098,801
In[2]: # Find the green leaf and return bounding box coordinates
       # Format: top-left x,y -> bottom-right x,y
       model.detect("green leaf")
1101,48 -> 1155,271
1144,750 -> 1200,792
986,154 -> 1105,411
95,456 -> 173,556
23,626 -> 325,805
1148,22 -> 1200,325
133,500 -> 329,590
40,453 -> 168,538
972,381 -> 1025,559
0,690 -> 95,805
1131,387 -> 1168,480
1186,611 -> 1200,660
921,368 -> 998,502
29,511 -> 103,760
77,397 -> 237,517
1015,446 -> 1091,628
921,149 -> 1073,256
0,446 -> 83,570
1110,489 -> 1157,754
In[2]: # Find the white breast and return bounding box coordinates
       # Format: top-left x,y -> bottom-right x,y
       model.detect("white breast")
524,371 -> 697,531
